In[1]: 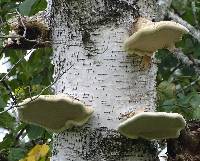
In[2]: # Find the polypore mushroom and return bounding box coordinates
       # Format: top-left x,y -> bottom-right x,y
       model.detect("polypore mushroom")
124,17 -> 189,68
18,95 -> 94,132
118,112 -> 186,140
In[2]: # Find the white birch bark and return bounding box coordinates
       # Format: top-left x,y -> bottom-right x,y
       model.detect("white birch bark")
48,0 -> 168,160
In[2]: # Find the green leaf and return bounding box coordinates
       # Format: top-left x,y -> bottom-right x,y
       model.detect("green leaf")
13,122 -> 27,136
18,0 -> 47,16
193,45 -> 200,58
177,94 -> 191,106
4,49 -> 25,64
0,97 -> 6,110
27,125 -> 45,140
193,107 -> 200,120
39,157 -> 46,161
43,130 -> 52,140
190,94 -> 200,108
18,0 -> 38,16
30,0 -> 47,16
189,93 -> 200,119
158,81 -> 176,101
156,49 -> 179,80
0,112 -> 15,129
8,148 -> 26,161
0,134 -> 14,151
0,86 -> 9,105
159,99 -> 176,112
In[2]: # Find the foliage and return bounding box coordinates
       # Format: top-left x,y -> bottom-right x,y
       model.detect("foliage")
171,0 -> 200,28
0,0 -> 52,160
156,0 -> 200,120
19,0 -> 47,16
0,0 -> 199,160
19,144 -> 50,161
156,49 -> 200,120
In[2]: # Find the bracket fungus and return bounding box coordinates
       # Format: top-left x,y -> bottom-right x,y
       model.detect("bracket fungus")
124,17 -> 189,68
18,95 -> 94,132
124,17 -> 189,56
118,112 -> 186,140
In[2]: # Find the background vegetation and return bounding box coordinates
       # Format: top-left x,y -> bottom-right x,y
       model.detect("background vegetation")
157,0 -> 200,120
0,0 -> 199,160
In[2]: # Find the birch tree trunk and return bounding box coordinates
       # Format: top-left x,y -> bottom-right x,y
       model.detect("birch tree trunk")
48,0 -> 167,160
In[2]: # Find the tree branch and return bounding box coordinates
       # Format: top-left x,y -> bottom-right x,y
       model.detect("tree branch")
157,0 -> 172,20
171,48 -> 200,75
168,11 -> 200,43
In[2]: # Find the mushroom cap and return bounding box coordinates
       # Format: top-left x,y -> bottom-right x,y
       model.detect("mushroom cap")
18,95 -> 94,132
124,21 -> 189,56
118,112 -> 186,140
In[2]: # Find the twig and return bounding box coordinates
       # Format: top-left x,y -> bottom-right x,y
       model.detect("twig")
177,76 -> 200,93
0,47 -> 36,82
0,35 -> 21,39
27,85 -> 33,101
0,35 -> 52,45
171,48 -> 200,75
0,80 -> 17,105
1,10 -> 51,49
14,64 -> 74,108
16,9 -> 27,37
191,1 -> 199,26
0,105 -> 15,115
0,92 -> 18,115
191,56 -> 200,68
157,0 -> 172,8
0,46 -> 38,115
15,125 -> 27,142
169,63 -> 181,75
0,64 -> 73,115
0,80 -> 18,115
157,0 -> 172,20
168,11 -> 200,43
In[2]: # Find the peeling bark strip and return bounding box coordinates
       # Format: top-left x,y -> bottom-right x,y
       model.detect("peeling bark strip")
50,0 -> 159,160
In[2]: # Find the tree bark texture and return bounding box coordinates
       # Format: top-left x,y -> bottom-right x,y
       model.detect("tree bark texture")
49,0 -> 163,160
